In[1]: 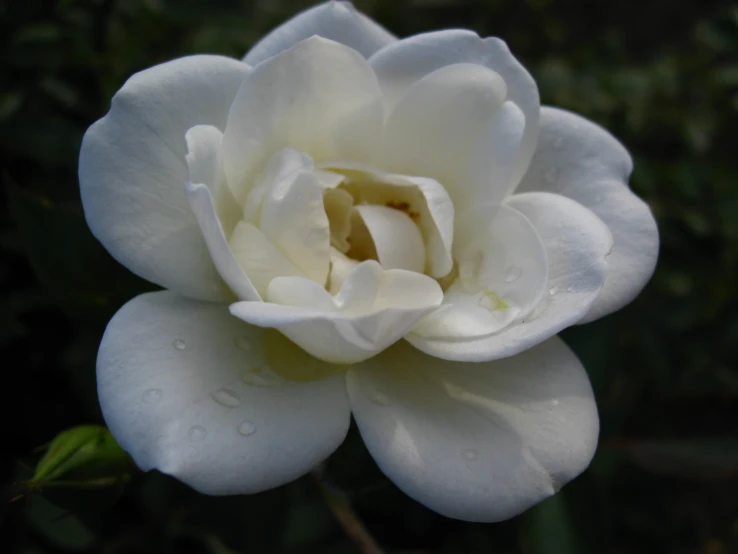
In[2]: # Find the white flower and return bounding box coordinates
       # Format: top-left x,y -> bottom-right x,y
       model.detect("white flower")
79,1 -> 659,522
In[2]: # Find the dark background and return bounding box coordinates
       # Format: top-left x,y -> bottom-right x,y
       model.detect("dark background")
2,0 -> 737,552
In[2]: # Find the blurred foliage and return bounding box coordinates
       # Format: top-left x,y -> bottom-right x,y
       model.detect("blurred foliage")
1,0 -> 737,553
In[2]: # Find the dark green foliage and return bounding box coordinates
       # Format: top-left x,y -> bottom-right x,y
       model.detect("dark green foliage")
2,1 -> 737,553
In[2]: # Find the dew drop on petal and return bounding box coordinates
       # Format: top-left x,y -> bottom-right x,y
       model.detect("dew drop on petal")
370,390 -> 390,406
549,286 -> 559,295
551,398 -> 560,407
235,336 -> 251,351
142,388 -> 162,403
212,388 -> 241,408
237,420 -> 257,436
566,285 -> 574,292
173,339 -> 186,351
188,425 -> 206,442
504,265 -> 523,283
242,367 -> 283,387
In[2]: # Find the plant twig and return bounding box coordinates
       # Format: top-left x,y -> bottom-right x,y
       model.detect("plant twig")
312,470 -> 385,554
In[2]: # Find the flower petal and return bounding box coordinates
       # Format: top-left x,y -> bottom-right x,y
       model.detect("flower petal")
186,184 -> 261,301
352,205 -> 426,273
408,192 -> 612,362
228,221 -> 304,298
97,291 -> 350,495
515,107 -> 659,322
230,261 -> 443,364
370,30 -> 539,188
377,63 -> 526,211
79,55 -> 249,301
185,125 -> 241,235
224,37 -> 384,203
347,337 -> 598,522
259,170 -> 331,285
242,1 -> 396,66
414,204 -> 548,340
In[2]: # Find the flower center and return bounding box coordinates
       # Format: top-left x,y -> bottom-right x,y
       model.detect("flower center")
317,167 -> 447,293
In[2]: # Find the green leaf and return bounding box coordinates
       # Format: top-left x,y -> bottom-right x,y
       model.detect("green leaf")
6,178 -> 155,323
29,425 -> 135,489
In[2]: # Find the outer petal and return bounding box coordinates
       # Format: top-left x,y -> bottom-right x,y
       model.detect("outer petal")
79,55 -> 249,301
242,1 -> 396,66
347,337 -> 598,522
97,291 -> 350,495
224,37 -> 384,203
408,193 -> 612,362
370,30 -> 539,189
515,107 -> 659,322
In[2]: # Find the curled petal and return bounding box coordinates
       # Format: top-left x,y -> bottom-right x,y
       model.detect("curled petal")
370,30 -> 539,188
516,107 -> 659,321
230,261 -> 443,364
408,193 -> 612,362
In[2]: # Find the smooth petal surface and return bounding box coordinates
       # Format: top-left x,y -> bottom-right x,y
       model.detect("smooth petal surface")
224,37 -> 384,202
228,222 -> 304,298
98,291 -> 350,495
408,193 -> 612,361
370,30 -> 539,188
516,107 -> 659,322
259,170 -> 331,285
79,55 -> 249,301
377,63 -> 525,211
242,1 -> 396,66
352,205 -> 426,273
415,204 -> 548,340
230,261 -> 443,363
348,337 -> 598,522
185,125 -> 241,234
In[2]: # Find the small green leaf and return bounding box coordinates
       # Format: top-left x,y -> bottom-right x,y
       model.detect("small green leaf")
28,425 -> 135,489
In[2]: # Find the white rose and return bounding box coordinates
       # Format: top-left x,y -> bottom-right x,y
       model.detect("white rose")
79,1 -> 659,522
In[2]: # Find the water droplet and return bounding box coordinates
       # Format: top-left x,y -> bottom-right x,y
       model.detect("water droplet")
504,265 -> 523,283
235,336 -> 251,351
548,286 -> 559,295
463,449 -> 478,461
551,398 -> 560,407
188,425 -> 206,442
173,339 -> 186,350
370,390 -> 389,406
142,388 -> 162,403
237,420 -> 257,436
212,388 -> 241,408
544,168 -> 559,185
566,285 -> 574,293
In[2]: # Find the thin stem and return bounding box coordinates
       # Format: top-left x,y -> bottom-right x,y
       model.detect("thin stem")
312,470 -> 385,554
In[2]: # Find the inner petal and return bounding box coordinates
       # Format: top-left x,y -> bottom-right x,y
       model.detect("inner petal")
319,164 -> 454,278
351,205 -> 426,273
413,204 -> 548,339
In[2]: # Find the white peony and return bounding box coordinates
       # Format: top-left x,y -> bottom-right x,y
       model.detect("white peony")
79,1 -> 659,522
